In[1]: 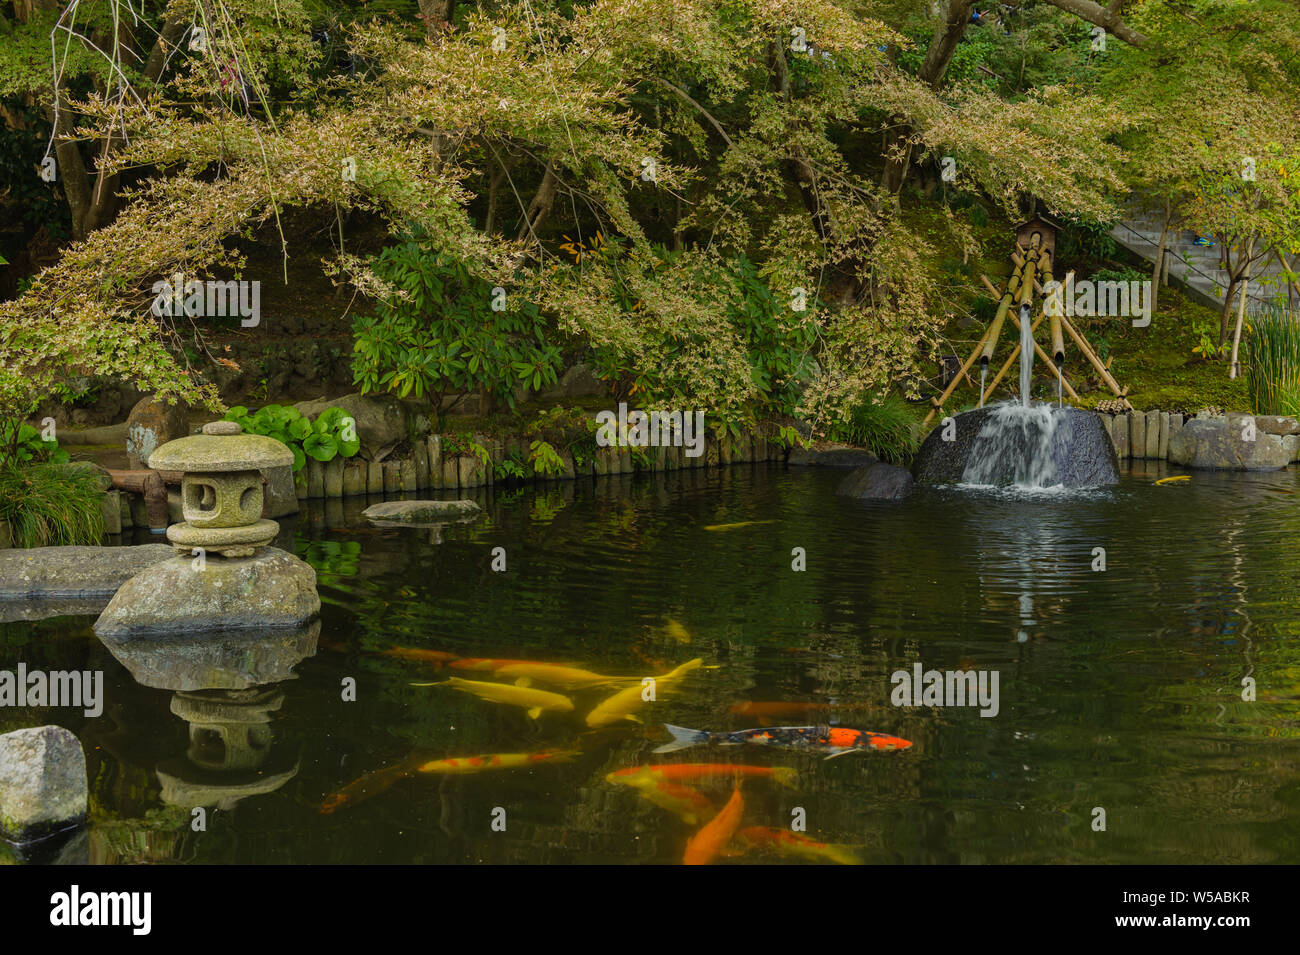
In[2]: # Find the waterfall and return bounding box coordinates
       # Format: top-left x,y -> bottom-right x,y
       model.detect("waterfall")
1018,304 -> 1033,407
960,402 -> 1062,488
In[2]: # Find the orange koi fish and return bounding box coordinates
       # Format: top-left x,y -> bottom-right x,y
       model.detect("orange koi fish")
417,750 -> 581,774
733,826 -> 861,865
683,786 -> 745,865
607,763 -> 799,790
318,755 -> 424,814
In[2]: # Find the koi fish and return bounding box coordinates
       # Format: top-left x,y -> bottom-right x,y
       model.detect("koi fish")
585,658 -> 704,728
381,647 -> 460,665
1155,475 -> 1190,485
607,763 -> 799,790
655,724 -> 912,760
449,657 -> 568,672
632,780 -> 714,824
663,618 -> 692,644
491,662 -> 634,691
683,785 -> 745,865
732,826 -> 861,865
417,750 -> 581,774
413,676 -> 575,719
702,520 -> 775,532
318,755 -> 424,814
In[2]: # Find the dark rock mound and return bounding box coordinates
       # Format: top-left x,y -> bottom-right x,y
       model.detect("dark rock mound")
913,405 -> 1119,488
836,461 -> 915,501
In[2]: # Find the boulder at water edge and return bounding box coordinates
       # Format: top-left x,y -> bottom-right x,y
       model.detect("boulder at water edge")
94,546 -> 319,637
836,461 -> 915,501
913,405 -> 1119,488
1167,416 -> 1297,470
362,499 -> 481,525
0,726 -> 87,844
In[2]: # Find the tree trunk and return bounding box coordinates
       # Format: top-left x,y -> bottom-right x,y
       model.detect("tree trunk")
516,161 -> 558,245
416,0 -> 456,40
880,0 -> 974,197
1228,238 -> 1255,379
1150,196 -> 1170,313
1045,0 -> 1148,47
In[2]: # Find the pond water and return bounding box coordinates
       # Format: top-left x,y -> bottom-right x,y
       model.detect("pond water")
4,462 -> 1300,864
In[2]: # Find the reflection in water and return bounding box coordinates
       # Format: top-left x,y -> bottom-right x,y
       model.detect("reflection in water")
4,467 -> 1300,864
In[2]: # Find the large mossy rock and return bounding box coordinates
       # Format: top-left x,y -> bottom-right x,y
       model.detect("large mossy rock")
126,395 -> 189,469
913,405 -> 1119,488
294,393 -> 411,452
836,461 -> 915,501
1167,416 -> 1297,470
0,726 -> 87,844
94,546 -> 319,636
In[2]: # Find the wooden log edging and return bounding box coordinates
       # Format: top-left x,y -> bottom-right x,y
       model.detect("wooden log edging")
292,427 -> 792,500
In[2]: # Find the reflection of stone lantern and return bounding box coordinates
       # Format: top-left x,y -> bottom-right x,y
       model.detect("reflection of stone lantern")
148,421 -> 290,558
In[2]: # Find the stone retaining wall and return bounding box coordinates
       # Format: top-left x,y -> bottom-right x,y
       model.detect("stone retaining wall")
1096,411 -> 1300,463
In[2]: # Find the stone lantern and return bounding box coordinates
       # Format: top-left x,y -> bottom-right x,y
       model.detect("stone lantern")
148,420 -> 292,558
94,423 -> 319,638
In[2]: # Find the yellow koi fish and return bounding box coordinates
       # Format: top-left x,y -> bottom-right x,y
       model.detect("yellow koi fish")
414,676 -> 575,719
632,780 -> 714,825
663,618 -> 692,644
492,662 -> 634,691
417,750 -> 581,774
1155,475 -> 1190,485
702,520 -> 775,532
586,658 -> 705,728
732,826 -> 861,865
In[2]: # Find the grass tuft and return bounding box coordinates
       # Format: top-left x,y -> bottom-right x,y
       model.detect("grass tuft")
0,463 -> 106,548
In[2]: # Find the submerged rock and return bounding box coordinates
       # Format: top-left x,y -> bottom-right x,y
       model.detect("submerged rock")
94,547 -> 319,636
0,726 -> 87,844
362,499 -> 481,524
913,404 -> 1119,488
0,544 -> 174,599
836,461 -> 915,501
1167,417 -> 1296,470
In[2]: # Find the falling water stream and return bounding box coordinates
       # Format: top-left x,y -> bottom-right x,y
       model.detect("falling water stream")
1018,304 -> 1033,408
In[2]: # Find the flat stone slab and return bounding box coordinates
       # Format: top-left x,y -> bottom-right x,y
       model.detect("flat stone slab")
0,726 -> 87,845
1168,417 -> 1296,470
0,544 -> 174,599
94,546 -> 319,636
362,499 -> 481,525
836,461 -> 915,501
787,446 -> 879,468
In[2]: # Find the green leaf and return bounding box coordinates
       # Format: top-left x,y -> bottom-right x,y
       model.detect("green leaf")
303,431 -> 339,462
